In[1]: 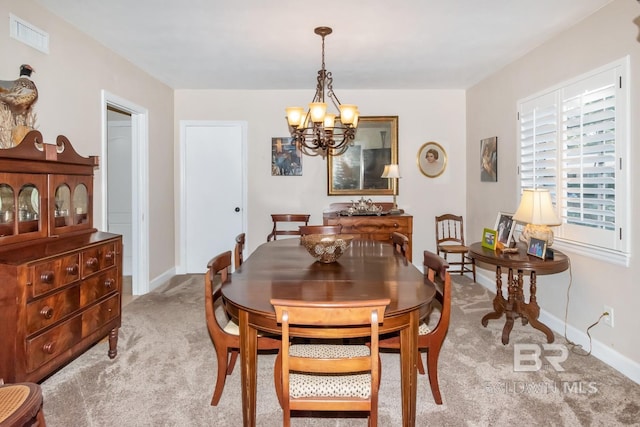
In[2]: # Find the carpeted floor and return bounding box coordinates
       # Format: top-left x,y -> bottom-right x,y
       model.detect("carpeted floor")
41,274 -> 640,426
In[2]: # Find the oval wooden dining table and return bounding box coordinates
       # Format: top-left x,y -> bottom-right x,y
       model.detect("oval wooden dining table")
221,238 -> 436,427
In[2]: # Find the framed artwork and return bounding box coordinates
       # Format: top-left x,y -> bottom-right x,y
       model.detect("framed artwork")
527,237 -> 547,259
271,137 -> 302,176
417,141 -> 447,178
494,212 -> 515,247
328,116 -> 398,196
481,228 -> 498,250
481,136 -> 497,182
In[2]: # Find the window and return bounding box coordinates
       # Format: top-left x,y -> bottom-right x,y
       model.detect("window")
518,58 -> 629,265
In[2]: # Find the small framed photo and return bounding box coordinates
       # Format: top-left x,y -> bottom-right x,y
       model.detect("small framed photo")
481,228 -> 498,250
511,221 -> 526,245
494,212 -> 515,247
527,237 -> 547,259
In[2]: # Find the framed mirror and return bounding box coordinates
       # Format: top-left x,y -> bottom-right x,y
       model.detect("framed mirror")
327,116 -> 398,196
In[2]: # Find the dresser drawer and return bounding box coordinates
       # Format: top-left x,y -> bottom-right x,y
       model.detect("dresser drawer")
26,316 -> 81,372
30,254 -> 80,298
81,242 -> 117,278
80,269 -> 119,306
82,294 -> 120,336
26,286 -> 80,335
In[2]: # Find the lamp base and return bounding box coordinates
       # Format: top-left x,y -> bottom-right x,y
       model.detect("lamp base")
520,224 -> 555,246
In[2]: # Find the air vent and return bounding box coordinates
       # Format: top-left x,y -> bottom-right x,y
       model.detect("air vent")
9,13 -> 49,54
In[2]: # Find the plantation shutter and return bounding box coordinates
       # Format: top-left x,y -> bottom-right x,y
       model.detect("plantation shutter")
561,71 -> 617,231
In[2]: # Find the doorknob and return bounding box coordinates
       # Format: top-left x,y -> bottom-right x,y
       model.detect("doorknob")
235,207 -> 240,212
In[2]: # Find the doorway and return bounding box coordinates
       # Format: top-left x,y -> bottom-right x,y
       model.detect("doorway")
101,91 -> 150,295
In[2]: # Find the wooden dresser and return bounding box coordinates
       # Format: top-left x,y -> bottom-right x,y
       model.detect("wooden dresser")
323,203 -> 413,262
0,131 -> 122,383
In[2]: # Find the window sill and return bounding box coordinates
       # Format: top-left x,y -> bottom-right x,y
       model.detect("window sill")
553,239 -> 630,267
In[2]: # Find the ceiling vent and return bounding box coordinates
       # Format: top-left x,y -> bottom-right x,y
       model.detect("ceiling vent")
9,13 -> 49,54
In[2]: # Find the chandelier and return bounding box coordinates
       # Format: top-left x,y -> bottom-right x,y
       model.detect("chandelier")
285,27 -> 359,157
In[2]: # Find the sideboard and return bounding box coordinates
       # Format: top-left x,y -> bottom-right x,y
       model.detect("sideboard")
323,203 -> 413,262
0,131 -> 122,383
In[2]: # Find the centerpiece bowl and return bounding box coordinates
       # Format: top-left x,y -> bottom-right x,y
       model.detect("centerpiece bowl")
300,234 -> 354,263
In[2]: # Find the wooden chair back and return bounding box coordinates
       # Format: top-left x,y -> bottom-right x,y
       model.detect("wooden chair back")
271,298 -> 390,427
205,250 -> 279,406
267,214 -> 310,241
298,225 -> 342,236
391,231 -> 409,264
234,233 -> 245,270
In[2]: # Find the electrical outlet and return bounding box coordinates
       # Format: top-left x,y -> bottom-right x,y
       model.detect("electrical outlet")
603,305 -> 614,327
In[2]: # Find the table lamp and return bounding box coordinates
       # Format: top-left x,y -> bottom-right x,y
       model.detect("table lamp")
381,164 -> 401,214
512,188 -> 561,246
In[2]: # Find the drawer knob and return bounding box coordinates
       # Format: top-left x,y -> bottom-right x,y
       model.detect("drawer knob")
104,278 -> 115,289
66,264 -> 79,275
105,250 -> 114,260
40,271 -> 55,284
86,257 -> 99,269
393,223 -> 399,228
40,306 -> 54,319
42,342 -> 56,354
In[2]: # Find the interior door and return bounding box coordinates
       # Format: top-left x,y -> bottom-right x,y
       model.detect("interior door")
181,122 -> 245,273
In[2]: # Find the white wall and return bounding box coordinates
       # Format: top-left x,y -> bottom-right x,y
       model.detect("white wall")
1,1 -> 176,282
174,89 -> 467,265
466,0 -> 640,382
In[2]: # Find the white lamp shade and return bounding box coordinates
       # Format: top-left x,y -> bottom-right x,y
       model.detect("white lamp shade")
339,104 -> 357,125
381,164 -> 401,179
309,102 -> 327,123
512,188 -> 561,226
285,107 -> 305,127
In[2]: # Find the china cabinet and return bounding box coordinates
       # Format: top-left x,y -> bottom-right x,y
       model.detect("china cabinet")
0,131 -> 122,383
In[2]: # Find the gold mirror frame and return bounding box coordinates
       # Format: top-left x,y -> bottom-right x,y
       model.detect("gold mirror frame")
327,116 -> 398,196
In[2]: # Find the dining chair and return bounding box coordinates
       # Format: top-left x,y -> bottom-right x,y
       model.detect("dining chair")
204,251 -> 280,406
267,214 -> 310,241
435,214 -> 476,281
0,382 -> 47,426
378,250 -> 451,404
391,231 -> 409,265
271,298 -> 390,427
234,232 -> 245,270
298,224 -> 342,236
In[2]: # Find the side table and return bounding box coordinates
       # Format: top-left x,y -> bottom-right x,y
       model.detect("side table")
468,242 -> 569,345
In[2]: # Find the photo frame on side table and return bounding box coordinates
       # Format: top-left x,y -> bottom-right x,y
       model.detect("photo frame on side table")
481,228 -> 498,250
527,237 -> 547,259
494,212 -> 515,247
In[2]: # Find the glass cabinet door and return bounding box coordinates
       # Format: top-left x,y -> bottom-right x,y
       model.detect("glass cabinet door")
0,183 -> 15,237
54,184 -> 72,227
73,184 -> 89,225
50,174 -> 93,234
0,174 -> 46,241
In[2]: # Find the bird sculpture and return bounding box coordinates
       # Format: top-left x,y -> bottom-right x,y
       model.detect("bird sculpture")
0,64 -> 38,148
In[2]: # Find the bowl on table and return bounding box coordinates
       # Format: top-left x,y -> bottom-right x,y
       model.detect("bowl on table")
300,234 -> 354,263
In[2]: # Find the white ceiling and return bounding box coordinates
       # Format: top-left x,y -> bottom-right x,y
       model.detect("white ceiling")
34,0 -> 613,90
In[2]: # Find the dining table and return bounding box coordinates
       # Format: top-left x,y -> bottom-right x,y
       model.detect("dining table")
221,237 -> 436,427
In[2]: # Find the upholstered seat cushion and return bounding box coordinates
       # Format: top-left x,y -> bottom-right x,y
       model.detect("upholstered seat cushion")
418,322 -> 431,335
288,344 -> 372,399
0,385 -> 30,423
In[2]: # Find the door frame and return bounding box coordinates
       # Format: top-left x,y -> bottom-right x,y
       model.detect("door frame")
178,120 -> 248,274
101,90 -> 150,295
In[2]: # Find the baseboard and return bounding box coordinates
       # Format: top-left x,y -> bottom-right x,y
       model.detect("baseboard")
475,271 -> 640,385
149,267 -> 176,292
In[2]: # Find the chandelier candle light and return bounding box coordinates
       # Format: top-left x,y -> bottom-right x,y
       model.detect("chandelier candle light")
381,164 -> 401,214
512,188 -> 562,246
285,27 -> 359,157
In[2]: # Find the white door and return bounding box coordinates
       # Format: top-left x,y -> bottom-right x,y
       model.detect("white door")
107,119 -> 133,275
181,122 -> 246,273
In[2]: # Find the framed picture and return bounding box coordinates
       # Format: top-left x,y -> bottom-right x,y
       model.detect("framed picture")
417,141 -> 447,178
328,116 -> 398,195
527,237 -> 547,259
494,212 -> 515,246
481,136 -> 497,182
481,228 -> 498,250
271,137 -> 302,176
511,221 -> 526,245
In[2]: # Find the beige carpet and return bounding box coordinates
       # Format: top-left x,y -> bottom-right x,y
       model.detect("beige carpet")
41,274 -> 640,426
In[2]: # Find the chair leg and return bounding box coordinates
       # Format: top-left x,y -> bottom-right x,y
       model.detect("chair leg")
273,351 -> 284,408
471,258 -> 476,282
417,350 -> 426,375
227,349 -> 239,375
211,346 -> 229,406
426,347 -> 443,404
